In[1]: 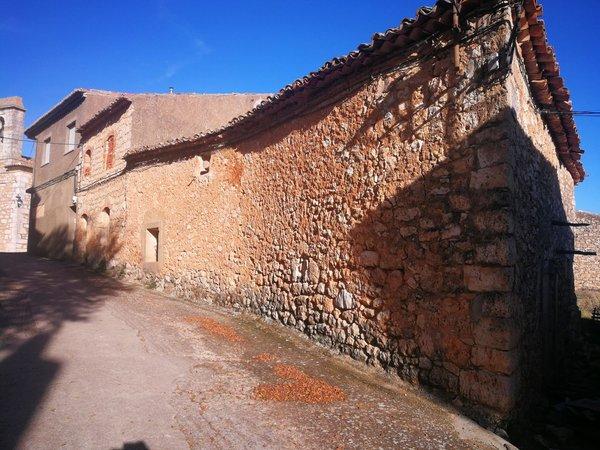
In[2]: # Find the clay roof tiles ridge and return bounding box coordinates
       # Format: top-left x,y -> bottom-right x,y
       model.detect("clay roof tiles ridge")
125,0 -> 455,157
77,97 -> 132,137
125,0 -> 585,183
24,88 -> 120,138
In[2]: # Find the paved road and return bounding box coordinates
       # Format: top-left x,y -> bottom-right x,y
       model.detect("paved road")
0,253 -> 512,450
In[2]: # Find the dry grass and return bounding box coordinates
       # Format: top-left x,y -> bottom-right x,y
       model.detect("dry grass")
577,289 -> 600,318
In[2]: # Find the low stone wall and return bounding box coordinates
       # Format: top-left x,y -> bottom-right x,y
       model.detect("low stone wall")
574,211 -> 600,291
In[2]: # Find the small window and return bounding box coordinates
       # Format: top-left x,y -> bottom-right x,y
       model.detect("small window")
83,149 -> 92,177
98,207 -> 111,247
66,121 -> 76,153
99,207 -> 110,229
105,135 -> 115,170
42,138 -> 51,165
80,214 -> 89,243
80,214 -> 89,231
145,227 -> 159,263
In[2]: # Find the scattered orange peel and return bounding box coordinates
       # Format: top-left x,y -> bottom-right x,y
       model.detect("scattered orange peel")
253,364 -> 346,404
253,352 -> 276,363
184,315 -> 244,343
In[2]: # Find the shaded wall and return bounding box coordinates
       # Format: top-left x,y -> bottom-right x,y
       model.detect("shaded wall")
96,8 -> 578,425
573,211 -> 600,291
27,93 -> 119,258
498,54 -> 577,421
117,10 -> 537,423
28,176 -> 77,258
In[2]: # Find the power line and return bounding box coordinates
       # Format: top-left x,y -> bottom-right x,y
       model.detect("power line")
0,135 -> 82,147
540,110 -> 600,117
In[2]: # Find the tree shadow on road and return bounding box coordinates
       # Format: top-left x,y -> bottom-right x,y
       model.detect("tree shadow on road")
0,252 -> 131,349
0,333 -> 59,450
111,441 -> 150,450
0,252 -> 133,449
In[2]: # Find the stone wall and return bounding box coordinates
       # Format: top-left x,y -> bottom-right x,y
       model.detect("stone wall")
112,9 -> 535,424
0,98 -> 32,252
504,52 -> 578,419
74,105 -> 132,265
72,95 -> 270,266
71,6 -> 580,425
0,163 -> 32,252
574,211 -> 600,291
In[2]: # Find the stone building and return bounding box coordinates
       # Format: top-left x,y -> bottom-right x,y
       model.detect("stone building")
26,90 -> 266,259
72,93 -> 267,266
573,211 -> 600,291
25,89 -> 121,257
53,0 -> 585,426
0,97 -> 32,252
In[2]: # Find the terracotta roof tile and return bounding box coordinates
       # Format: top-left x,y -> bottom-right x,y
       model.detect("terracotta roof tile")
517,0 -> 584,182
126,0 -> 585,183
77,97 -> 132,137
125,0 -> 456,158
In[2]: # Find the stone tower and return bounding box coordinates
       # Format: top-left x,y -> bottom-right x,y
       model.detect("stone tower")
0,97 -> 33,252
0,97 -> 26,160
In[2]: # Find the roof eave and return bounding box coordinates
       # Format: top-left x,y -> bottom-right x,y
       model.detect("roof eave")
517,0 -> 585,183
77,97 -> 132,138
126,0 -> 586,185
25,90 -> 86,138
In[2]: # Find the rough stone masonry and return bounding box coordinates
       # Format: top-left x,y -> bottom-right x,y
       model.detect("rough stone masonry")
574,211 -> 600,291
0,97 -> 32,252
67,0 -> 582,427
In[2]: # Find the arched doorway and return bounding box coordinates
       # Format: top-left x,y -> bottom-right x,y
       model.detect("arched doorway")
98,207 -> 110,249
78,214 -> 89,259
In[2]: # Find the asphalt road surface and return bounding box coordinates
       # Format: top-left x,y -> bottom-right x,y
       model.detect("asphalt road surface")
0,253 -> 512,450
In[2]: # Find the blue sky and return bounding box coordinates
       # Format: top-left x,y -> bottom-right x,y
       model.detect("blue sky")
2,0 -> 598,212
